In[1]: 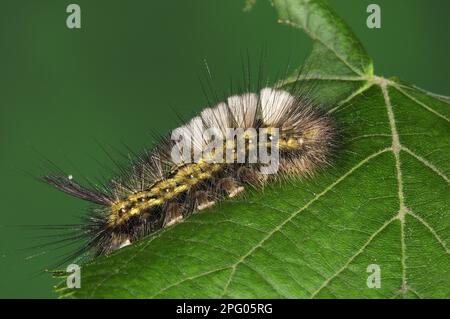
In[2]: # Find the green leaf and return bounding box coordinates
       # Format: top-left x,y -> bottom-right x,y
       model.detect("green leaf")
274,0 -> 374,106
273,0 -> 373,77
56,0 -> 450,298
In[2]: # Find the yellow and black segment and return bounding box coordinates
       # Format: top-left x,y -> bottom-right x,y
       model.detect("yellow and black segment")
108,160 -> 222,227
108,129 -> 305,227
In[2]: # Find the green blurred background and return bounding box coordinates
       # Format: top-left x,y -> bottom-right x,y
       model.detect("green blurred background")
0,0 -> 448,298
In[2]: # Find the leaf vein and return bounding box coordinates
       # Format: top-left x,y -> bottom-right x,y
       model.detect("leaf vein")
393,85 -> 450,123
401,146 -> 450,184
406,209 -> 449,254
309,216 -> 398,298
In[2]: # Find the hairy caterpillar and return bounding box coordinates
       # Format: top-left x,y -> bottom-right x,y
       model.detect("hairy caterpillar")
43,79 -> 335,258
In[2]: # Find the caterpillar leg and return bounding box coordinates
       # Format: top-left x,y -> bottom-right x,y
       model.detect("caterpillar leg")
163,203 -> 184,227
119,238 -> 131,249
218,177 -> 244,198
110,235 -> 132,252
237,166 -> 266,187
194,191 -> 216,210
